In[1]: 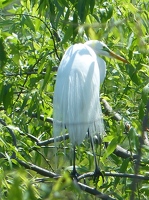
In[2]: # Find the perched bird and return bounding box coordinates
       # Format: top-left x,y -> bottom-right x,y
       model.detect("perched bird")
53,40 -> 127,178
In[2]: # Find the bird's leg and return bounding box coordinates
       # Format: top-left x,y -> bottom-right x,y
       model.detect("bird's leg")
89,134 -> 104,183
70,145 -> 79,179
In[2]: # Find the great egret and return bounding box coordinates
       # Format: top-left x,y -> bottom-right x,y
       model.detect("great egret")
53,40 -> 127,178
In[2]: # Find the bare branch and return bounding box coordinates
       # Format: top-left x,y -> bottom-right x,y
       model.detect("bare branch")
104,172 -> 149,180
37,133 -> 69,146
16,158 -> 149,199
16,159 -> 59,178
77,182 -> 116,200
113,145 -> 138,160
78,171 -> 149,181
0,117 -> 147,200
101,99 -> 122,121
16,159 -> 115,200
101,99 -> 130,131
28,112 -> 53,124
23,127 -> 138,160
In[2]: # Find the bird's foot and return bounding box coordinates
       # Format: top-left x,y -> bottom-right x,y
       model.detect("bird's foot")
93,166 -> 104,184
70,167 -> 80,181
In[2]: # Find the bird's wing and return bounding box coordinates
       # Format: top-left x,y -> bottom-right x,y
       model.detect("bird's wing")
53,44 -> 104,145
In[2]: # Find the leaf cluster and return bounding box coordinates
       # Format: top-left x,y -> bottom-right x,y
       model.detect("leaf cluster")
0,0 -> 149,199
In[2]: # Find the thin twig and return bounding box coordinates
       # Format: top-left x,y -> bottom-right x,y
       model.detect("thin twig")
78,171 -> 149,181
13,53 -> 46,106
1,13 -> 60,60
16,159 -> 59,178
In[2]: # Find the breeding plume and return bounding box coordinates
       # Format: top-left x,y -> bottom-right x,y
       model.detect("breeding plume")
53,40 -> 127,177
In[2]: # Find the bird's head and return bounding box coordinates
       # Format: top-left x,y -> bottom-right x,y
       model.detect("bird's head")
85,40 -> 128,63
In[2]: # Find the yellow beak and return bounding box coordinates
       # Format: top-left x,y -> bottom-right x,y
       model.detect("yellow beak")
109,50 -> 128,63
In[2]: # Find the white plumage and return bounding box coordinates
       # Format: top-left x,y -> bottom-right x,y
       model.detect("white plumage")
53,41 -> 106,145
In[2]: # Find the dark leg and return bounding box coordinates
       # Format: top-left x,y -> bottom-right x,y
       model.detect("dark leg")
70,145 -> 79,179
89,134 -> 104,183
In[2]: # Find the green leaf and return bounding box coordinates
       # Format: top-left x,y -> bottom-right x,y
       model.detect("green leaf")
142,83 -> 149,104
61,25 -> 73,43
78,0 -> 89,22
89,0 -> 95,14
102,138 -> 118,161
139,101 -> 144,120
125,64 -> 141,85
3,84 -> 13,113
0,37 -> 7,70
119,159 -> 129,173
7,177 -> 23,200
22,15 -> 35,32
0,0 -> 14,8
72,12 -> 78,39
42,64 -> 52,91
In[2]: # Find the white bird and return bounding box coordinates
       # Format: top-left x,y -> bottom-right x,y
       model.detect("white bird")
53,40 -> 127,178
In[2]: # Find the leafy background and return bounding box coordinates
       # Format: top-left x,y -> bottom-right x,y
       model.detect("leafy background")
0,0 -> 149,199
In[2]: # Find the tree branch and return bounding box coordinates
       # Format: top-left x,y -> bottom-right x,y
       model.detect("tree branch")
78,171 -> 149,181
16,158 -> 59,178
101,98 -> 130,131
0,117 -> 148,199
2,13 -> 60,61
16,159 -> 115,199
113,145 -> 138,160
77,182 -> 116,200
25,130 -> 138,160
15,159 -> 149,199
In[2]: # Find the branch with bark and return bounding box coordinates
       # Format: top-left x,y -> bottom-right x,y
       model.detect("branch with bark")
0,99 -> 149,199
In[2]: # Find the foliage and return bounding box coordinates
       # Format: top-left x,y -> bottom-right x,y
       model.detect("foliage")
0,0 -> 149,199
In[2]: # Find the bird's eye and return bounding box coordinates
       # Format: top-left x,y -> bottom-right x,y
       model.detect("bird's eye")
102,46 -> 110,52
